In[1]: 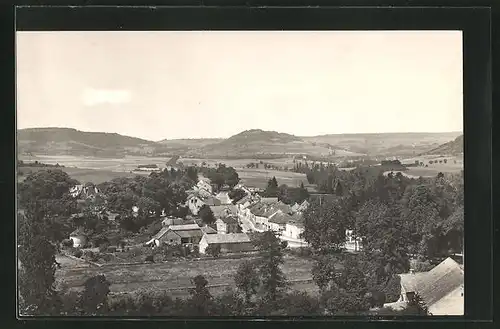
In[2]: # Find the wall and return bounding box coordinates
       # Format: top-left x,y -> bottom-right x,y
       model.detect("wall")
159,230 -> 181,245
198,236 -> 209,254
70,235 -> 87,248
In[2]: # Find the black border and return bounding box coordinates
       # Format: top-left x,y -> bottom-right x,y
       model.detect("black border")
3,3 -> 495,328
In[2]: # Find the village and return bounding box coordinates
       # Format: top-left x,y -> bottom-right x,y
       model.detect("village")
50,162 -> 464,316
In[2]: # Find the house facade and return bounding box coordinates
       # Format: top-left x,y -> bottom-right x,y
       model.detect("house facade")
215,216 -> 240,234
186,195 -> 205,215
284,222 -> 304,240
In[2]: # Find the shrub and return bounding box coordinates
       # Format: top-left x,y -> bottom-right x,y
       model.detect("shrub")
72,249 -> 83,258
99,253 -> 112,262
62,239 -> 74,248
206,244 -> 221,258
129,247 -> 145,258
107,246 -> 117,253
411,259 -> 434,272
145,255 -> 155,263
83,250 -> 99,262
382,275 -> 401,303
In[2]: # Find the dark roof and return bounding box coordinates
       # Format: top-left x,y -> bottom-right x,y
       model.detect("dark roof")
175,229 -> 204,238
268,211 -> 292,225
218,216 -> 239,225
162,217 -> 196,226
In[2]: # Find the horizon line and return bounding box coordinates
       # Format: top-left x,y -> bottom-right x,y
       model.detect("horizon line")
17,126 -> 464,142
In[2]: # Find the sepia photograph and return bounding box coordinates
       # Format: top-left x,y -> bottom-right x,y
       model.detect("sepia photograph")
16,30 -> 464,317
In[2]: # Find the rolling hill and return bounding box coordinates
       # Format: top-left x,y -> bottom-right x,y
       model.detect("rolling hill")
17,128 -> 156,157
421,134 -> 463,156
17,127 -> 463,159
187,129 -> 364,159
302,132 -> 463,156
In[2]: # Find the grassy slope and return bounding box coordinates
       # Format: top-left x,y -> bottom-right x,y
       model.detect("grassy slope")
56,255 -> 317,297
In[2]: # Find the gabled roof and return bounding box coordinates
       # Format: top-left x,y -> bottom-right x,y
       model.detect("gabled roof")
175,229 -> 204,238
203,233 -> 251,244
235,195 -> 252,205
217,216 -> 239,225
260,197 -> 279,204
215,192 -> 232,205
268,210 -> 292,225
204,197 -> 222,206
170,224 -> 202,231
210,205 -> 238,218
162,217 -> 195,227
287,213 -> 305,228
399,257 -> 464,308
201,226 -> 217,234
152,227 -> 171,240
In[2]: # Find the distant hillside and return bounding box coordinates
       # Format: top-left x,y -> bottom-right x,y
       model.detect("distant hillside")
17,127 -> 464,159
189,129 -> 362,159
422,134 -> 463,155
302,132 -> 463,156
17,128 -> 156,156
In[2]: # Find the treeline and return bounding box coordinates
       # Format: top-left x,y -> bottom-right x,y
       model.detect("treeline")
260,177 -> 310,205
18,160 -> 65,168
198,164 -> 240,191
300,169 -> 464,307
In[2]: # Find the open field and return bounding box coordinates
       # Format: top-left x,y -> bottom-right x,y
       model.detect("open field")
236,168 -> 311,189
17,155 -> 313,188
18,166 -> 149,185
55,254 -> 317,297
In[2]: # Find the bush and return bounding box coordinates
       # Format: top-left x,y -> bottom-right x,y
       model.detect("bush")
411,259 -> 434,272
62,239 -> 74,248
99,253 -> 113,262
83,250 -> 99,262
72,249 -> 83,258
107,246 -> 117,253
129,247 -> 145,258
382,275 -> 402,303
206,244 -> 221,258
145,255 -> 155,263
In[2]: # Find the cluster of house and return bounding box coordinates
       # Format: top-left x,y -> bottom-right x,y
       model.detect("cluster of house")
69,184 -> 101,199
383,257 -> 464,315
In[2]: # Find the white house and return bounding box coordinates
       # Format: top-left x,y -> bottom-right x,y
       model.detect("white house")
267,210 -> 290,232
69,229 -> 87,248
284,214 -> 305,240
186,194 -> 206,215
197,180 -> 213,194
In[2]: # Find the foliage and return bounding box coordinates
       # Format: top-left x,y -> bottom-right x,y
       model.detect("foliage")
228,188 -> 247,204
277,184 -> 310,205
234,260 -> 260,304
262,177 -> 279,197
205,244 -> 221,258
188,275 -> 213,316
18,213 -> 61,315
252,231 -> 288,302
320,287 -> 371,315
311,254 -> 338,291
302,198 -> 349,252
78,274 -> 111,315
198,204 -> 216,225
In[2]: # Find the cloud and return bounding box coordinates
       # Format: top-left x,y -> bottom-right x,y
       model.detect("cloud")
82,88 -> 131,106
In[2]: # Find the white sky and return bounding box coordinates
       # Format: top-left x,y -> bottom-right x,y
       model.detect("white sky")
16,31 -> 463,141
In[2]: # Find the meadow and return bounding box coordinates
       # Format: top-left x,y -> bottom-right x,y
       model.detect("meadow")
55,254 -> 318,298
17,155 -> 311,188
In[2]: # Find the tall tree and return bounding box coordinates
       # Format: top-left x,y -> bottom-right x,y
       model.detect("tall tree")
198,204 -> 216,226
188,275 -> 213,316
78,274 -> 111,315
18,212 -> 60,315
234,260 -> 260,304
252,231 -> 288,303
